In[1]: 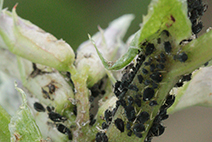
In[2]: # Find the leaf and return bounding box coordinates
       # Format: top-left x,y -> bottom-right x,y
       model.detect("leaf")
9,83 -> 43,142
93,0 -> 191,71
0,105 -> 11,142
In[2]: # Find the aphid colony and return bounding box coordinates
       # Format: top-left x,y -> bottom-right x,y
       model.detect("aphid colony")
33,102 -> 73,140
95,28 -> 189,142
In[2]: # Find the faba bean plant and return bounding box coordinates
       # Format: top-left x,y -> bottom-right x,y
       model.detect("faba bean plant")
0,0 -> 212,142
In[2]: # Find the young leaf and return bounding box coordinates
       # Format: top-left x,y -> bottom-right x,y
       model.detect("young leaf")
9,83 -> 43,142
0,105 -> 11,142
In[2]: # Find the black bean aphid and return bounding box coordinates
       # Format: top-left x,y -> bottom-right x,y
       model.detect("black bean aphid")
46,106 -> 54,112
164,95 -> 175,108
162,30 -> 170,37
126,122 -> 131,130
134,97 -> 141,107
128,84 -> 139,92
142,68 -> 149,74
134,132 -> 143,138
116,99 -> 127,108
174,52 -> 188,62
150,64 -> 156,72
192,21 -> 203,34
48,83 -> 56,94
150,123 -> 165,136
33,102 -> 45,112
127,96 -> 134,105
164,41 -> 172,53
150,72 -> 163,83
89,114 -> 96,126
127,130 -> 133,137
95,132 -> 108,142
143,87 -> 155,101
137,75 -> 144,84
156,64 -> 165,70
182,73 -> 192,82
125,105 -> 136,122
145,43 -> 155,55
157,38 -> 161,44
137,111 -> 150,124
114,118 -> 125,132
104,109 -> 112,123
56,124 -> 73,140
73,105 -> 77,116
133,123 -> 145,133
149,100 -> 158,106
42,88 -> 51,99
102,122 -> 109,129
48,112 -> 67,122
144,79 -> 151,86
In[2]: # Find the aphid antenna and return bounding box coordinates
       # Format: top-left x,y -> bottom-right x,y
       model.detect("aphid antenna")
96,126 -> 106,133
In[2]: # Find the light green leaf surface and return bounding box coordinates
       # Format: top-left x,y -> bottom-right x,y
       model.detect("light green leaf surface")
0,105 -> 11,142
9,83 -> 43,142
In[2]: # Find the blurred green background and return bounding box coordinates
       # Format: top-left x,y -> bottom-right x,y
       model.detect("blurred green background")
3,0 -> 150,50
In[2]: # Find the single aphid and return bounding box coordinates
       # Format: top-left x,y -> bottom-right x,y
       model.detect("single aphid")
73,105 -> 77,116
134,132 -> 143,138
48,112 -> 67,122
48,83 -> 56,94
125,105 -> 136,122
150,64 -> 156,72
174,52 -> 188,62
144,79 -> 151,86
134,97 -> 141,107
114,118 -> 125,132
143,87 -> 155,101
150,72 -> 163,83
104,109 -> 112,123
95,132 -> 108,142
145,43 -> 155,55
137,111 -> 150,124
164,41 -> 172,53
142,68 -> 149,74
42,88 -> 51,99
89,114 -> 96,126
137,74 -> 144,84
162,30 -> 170,37
116,99 -> 127,108
127,130 -> 133,137
156,64 -> 165,70
128,84 -> 139,92
150,123 -> 165,136
127,96 -> 134,105
149,100 -> 158,106
133,123 -> 145,133
192,21 -> 203,34
33,102 -> 45,112
126,122 -> 131,130
56,124 -> 71,135
102,122 -> 109,129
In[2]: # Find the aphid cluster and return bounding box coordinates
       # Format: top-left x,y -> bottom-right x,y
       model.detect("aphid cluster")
187,0 -> 207,34
33,102 -> 73,140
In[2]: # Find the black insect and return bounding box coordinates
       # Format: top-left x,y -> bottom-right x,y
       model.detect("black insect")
157,38 -> 161,44
114,118 -> 125,132
116,99 -> 127,108
127,130 -> 133,137
204,62 -> 209,66
48,83 -> 56,94
95,132 -> 108,142
42,88 -> 51,99
145,43 -> 155,55
164,41 -> 172,53
48,112 -> 67,122
162,30 -> 170,37
127,96 -> 134,105
66,72 -> 75,92
133,123 -> 145,133
164,95 -> 175,108
104,109 -> 112,123
151,82 -> 158,89
46,106 -> 54,112
33,102 -> 45,112
143,87 -> 155,101
128,84 -> 139,92
137,75 -> 144,84
144,79 -> 151,86
174,52 -> 188,62
137,111 -> 150,124
150,123 -> 165,136
102,122 -> 109,129
160,52 -> 165,58
73,105 -> 77,116
150,64 -> 156,72
149,100 -> 158,106
142,68 -> 149,74
125,105 -> 136,122
56,124 -> 72,140
89,114 -> 96,126
192,21 -> 203,34
134,132 -> 143,138
134,97 -> 141,107
182,73 -> 192,82
136,54 -> 146,65
126,122 -> 131,130
150,72 -> 163,83
156,64 -> 165,70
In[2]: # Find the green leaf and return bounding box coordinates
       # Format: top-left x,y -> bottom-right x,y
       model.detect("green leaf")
93,0 -> 191,71
9,83 -> 43,142
0,105 -> 11,142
